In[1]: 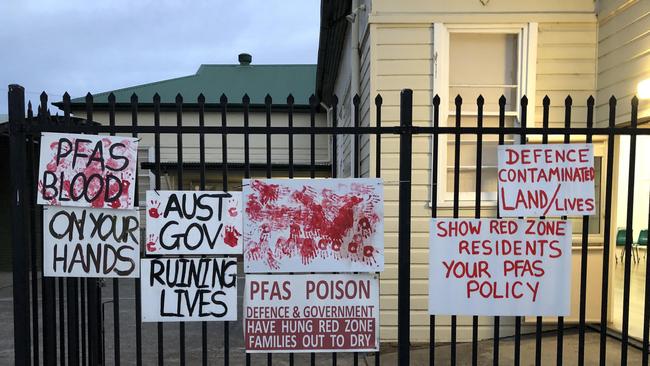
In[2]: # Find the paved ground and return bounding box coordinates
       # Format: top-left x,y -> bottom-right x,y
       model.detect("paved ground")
0,273 -> 645,365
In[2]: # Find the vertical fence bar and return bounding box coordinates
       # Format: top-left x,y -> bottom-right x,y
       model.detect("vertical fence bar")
130,93 -> 143,366
352,93 -> 360,366
577,96 -> 595,366
331,95 -> 338,366
242,94 -> 252,366
430,95 -> 440,366
25,99 -> 40,366
397,89 -> 413,366
599,96 -> 616,366
65,93 -> 79,366
309,94 -> 317,366
175,93 -> 186,366
55,92 -> 67,366
620,97 -> 639,366
198,93 -> 208,366
80,276 -> 86,365
8,84 -> 30,366
472,95 -> 484,366
451,95 -> 462,366
39,99 -> 56,366
374,94 -> 382,366
85,92 -> 101,366
152,93 -> 164,366
266,95 -> 272,179
106,92 -> 119,366
493,95 -> 506,366
557,96 -> 573,366
287,94 -> 295,366
222,94 -> 230,366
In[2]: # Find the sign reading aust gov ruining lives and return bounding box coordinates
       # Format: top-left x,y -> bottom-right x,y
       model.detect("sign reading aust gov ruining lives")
43,206 -> 140,277
145,190 -> 243,255
38,132 -> 139,209
497,143 -> 595,217
245,273 -> 379,353
141,257 -> 238,322
243,178 -> 384,273
429,218 -> 572,316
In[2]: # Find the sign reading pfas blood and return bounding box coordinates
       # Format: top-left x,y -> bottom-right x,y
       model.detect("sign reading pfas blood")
141,257 -> 238,322
38,132 -> 138,209
245,274 -> 379,353
498,144 -> 595,217
429,218 -> 572,316
145,191 -> 242,255
43,206 -> 140,277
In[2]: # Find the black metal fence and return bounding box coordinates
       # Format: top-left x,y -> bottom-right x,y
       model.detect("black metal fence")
7,84 -> 650,365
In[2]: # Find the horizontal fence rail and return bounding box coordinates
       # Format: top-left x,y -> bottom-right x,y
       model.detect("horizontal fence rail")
6,84 -> 650,365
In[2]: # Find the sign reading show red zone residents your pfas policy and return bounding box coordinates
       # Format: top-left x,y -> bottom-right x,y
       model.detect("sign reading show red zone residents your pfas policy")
497,143 -> 595,217
429,218 -> 572,316
245,274 -> 379,353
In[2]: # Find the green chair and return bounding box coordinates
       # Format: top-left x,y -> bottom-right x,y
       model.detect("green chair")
616,228 -> 627,264
636,229 -> 648,261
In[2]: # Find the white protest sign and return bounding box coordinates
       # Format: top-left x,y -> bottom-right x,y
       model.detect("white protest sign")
145,191 -> 242,255
243,178 -> 384,273
141,257 -> 238,322
429,218 -> 572,316
43,206 -> 140,277
38,132 -> 139,209
497,143 -> 595,217
244,273 -> 379,353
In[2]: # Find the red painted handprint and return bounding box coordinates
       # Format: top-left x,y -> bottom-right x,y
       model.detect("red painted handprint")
148,200 -> 161,218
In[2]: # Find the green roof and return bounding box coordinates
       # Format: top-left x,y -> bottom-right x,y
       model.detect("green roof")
66,64 -> 317,106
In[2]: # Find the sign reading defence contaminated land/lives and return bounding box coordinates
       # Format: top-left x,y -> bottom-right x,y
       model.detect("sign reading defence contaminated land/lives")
37,132 -> 139,209
145,191 -> 242,255
497,143 -> 595,217
245,273 -> 379,353
43,206 -> 140,277
429,218 -> 572,316
141,257 -> 238,322
243,178 -> 384,273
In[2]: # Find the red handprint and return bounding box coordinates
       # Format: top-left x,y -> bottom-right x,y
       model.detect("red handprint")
223,225 -> 241,247
148,200 -> 161,218
146,234 -> 158,252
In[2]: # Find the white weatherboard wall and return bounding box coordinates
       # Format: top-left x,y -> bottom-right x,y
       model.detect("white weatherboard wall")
596,0 -> 650,125
363,0 -> 599,342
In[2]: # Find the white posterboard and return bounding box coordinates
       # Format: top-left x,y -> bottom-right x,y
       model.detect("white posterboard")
429,218 -> 572,316
243,178 -> 384,273
145,191 -> 242,255
141,257 -> 238,322
37,132 -> 139,209
244,273 -> 379,353
497,143 -> 595,217
43,206 -> 140,277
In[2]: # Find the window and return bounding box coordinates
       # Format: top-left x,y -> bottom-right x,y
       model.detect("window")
432,23 -> 538,204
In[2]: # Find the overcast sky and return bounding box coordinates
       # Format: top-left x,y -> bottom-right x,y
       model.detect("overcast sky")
0,0 -> 320,115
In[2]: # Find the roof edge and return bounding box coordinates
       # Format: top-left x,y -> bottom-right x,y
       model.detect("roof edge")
316,0 -> 350,106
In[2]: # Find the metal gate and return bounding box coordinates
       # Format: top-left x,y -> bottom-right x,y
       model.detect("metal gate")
7,84 -> 650,365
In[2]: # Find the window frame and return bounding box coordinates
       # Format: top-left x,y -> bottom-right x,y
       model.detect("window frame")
431,22 -> 538,207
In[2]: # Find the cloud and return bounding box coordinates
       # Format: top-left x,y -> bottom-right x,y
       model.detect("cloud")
0,0 -> 320,113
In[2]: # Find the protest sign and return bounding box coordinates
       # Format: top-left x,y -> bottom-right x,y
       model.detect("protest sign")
145,191 -> 242,255
245,273 -> 379,353
497,143 -> 595,217
141,257 -> 238,322
428,218 -> 572,316
243,178 -> 384,273
37,132 -> 139,209
43,206 -> 140,277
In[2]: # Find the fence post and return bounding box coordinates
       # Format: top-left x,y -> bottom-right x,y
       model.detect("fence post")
8,84 -> 31,366
398,89 -> 413,365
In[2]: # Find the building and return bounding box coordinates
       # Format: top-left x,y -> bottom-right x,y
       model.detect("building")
316,0 -> 650,343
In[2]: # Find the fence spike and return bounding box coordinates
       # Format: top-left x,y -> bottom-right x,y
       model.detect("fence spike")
587,95 -> 594,106
240,94 -> 247,104
353,94 -> 360,105
265,94 -> 272,105
287,94 -> 294,105
565,95 -> 572,105
433,95 -> 440,106
631,95 -> 639,107
375,94 -> 382,105
197,93 -> 205,103
175,93 -> 183,103
543,95 -> 550,106
85,92 -> 93,101
131,93 -> 138,103
153,93 -> 161,103
521,95 -> 528,106
499,94 -> 506,106
309,94 -> 319,107
455,94 -> 462,105
609,95 -> 617,105
476,95 -> 484,105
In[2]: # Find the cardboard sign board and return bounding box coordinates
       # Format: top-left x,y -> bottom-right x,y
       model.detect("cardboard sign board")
429,218 -> 572,316
43,206 -> 140,277
244,273 -> 379,353
141,257 -> 238,322
243,178 -> 384,273
145,191 -> 242,255
37,132 -> 139,209
497,143 -> 595,217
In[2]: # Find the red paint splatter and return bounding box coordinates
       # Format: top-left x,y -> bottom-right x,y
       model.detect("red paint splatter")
228,207 -> 238,217
223,225 -> 241,247
146,234 -> 158,252
148,200 -> 161,218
